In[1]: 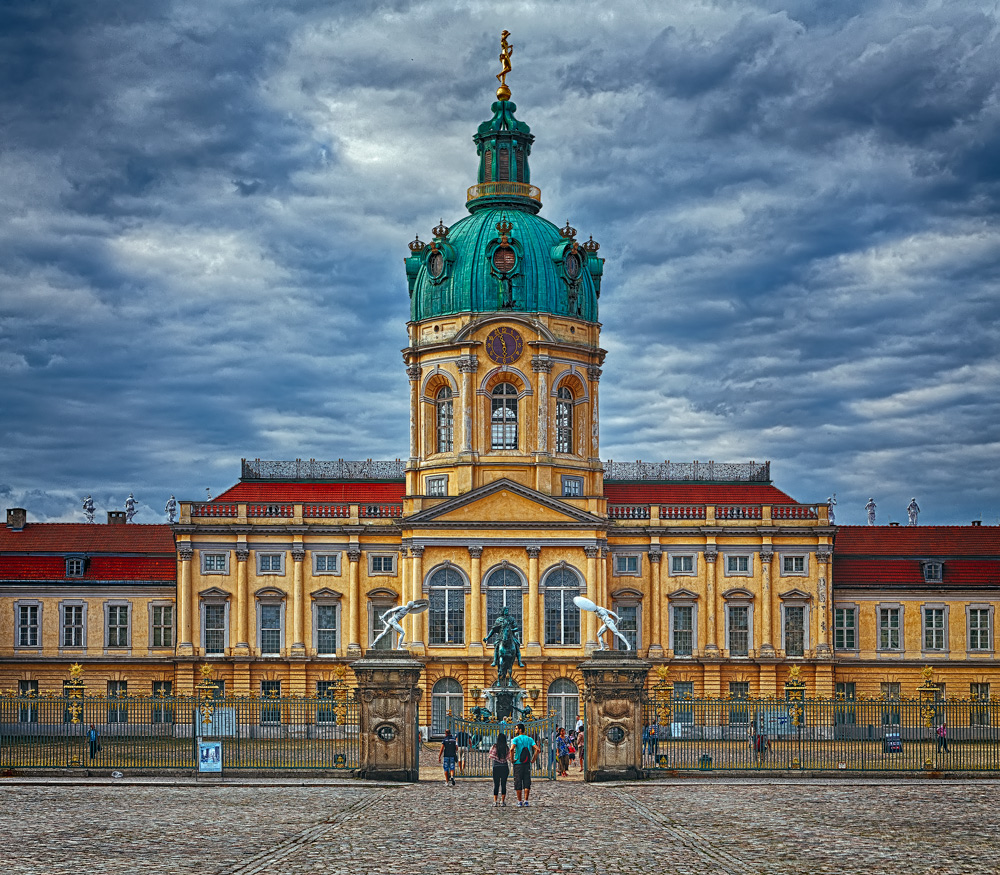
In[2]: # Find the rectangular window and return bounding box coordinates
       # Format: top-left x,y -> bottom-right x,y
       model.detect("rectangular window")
63,605 -> 84,647
370,554 -> 396,574
314,553 -> 341,573
107,605 -> 129,648
261,680 -> 281,724
881,682 -> 901,726
561,477 -> 583,497
923,607 -> 946,651
923,562 -> 942,581
203,553 -> 228,573
673,681 -> 694,724
107,680 -> 128,724
18,680 -> 38,723
152,606 -> 173,648
671,555 -> 694,574
834,607 -> 856,651
782,555 -> 805,574
727,606 -> 749,657
614,604 -> 639,650
317,680 -> 339,723
17,604 -> 39,648
672,605 -> 693,656
835,682 -> 856,724
969,608 -> 991,651
66,557 -> 85,577
971,683 -> 991,726
784,606 -> 805,657
879,607 -> 901,650
727,555 -> 749,574
316,604 -> 338,655
259,605 -> 282,655
258,553 -> 283,574
152,681 -> 174,724
426,476 -> 447,497
613,555 -> 639,575
204,604 -> 226,655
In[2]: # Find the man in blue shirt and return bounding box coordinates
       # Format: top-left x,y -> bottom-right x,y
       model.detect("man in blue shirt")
509,722 -> 539,807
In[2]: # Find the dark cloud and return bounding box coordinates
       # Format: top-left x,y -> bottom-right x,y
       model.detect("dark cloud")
0,1 -> 998,527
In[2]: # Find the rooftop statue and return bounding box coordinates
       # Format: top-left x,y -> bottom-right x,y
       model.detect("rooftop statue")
124,492 -> 138,523
165,495 -> 177,523
866,497 -> 877,526
82,495 -> 95,524
496,30 -> 513,100
907,498 -> 920,526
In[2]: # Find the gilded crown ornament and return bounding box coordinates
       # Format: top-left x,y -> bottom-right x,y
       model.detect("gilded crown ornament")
496,30 -> 513,101
582,235 -> 600,252
495,217 -> 513,244
408,234 -> 425,252
559,220 -> 577,239
432,218 -> 450,239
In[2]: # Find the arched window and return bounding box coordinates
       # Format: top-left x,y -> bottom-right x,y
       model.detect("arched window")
491,383 -> 518,450
431,677 -> 463,736
556,386 -> 573,454
428,567 -> 465,645
547,678 -> 579,731
436,386 -> 454,453
485,566 -> 524,633
544,567 -> 581,646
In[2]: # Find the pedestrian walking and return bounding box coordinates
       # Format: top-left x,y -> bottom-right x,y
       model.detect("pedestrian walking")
576,726 -> 585,772
438,728 -> 458,785
489,732 -> 510,807
936,721 -> 949,752
509,722 -> 539,807
87,723 -> 100,759
455,727 -> 470,773
555,727 -> 571,776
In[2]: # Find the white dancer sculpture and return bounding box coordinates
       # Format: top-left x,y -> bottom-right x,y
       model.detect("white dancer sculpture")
370,600 -> 428,650
907,498 -> 920,526
124,492 -> 138,523
82,495 -> 95,524
573,595 -> 631,650
828,493 -> 837,525
165,495 -> 177,523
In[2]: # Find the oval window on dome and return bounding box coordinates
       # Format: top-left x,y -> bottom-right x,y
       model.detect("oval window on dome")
427,250 -> 444,278
564,251 -> 581,280
492,246 -> 516,274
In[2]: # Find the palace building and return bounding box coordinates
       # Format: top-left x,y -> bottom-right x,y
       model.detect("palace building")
2,55 -> 997,738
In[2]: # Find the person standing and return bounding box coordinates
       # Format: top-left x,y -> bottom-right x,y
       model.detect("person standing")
87,723 -> 99,760
489,732 -> 510,807
438,729 -> 458,785
509,722 -> 539,807
555,727 -> 570,776
937,721 -> 949,753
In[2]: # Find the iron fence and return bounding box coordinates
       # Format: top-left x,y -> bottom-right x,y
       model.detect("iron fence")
0,694 -> 359,772
446,712 -> 556,780
604,460 -> 771,482
242,458 -> 406,480
643,697 -> 1000,772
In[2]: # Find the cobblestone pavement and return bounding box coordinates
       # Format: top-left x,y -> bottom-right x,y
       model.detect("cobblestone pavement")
2,776 -> 999,874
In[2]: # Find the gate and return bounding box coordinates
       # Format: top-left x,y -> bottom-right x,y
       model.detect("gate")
0,692 -> 360,772
643,697 -> 1000,772
447,712 -> 556,780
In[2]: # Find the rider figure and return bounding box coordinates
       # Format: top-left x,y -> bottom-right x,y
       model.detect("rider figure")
484,607 -> 524,669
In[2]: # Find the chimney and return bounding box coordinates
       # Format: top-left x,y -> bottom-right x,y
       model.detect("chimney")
107,511 -> 127,525
889,521 -> 900,527
972,520 -> 982,527
6,508 -> 27,531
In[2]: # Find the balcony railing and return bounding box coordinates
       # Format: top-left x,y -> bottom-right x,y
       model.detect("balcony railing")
191,503 -> 238,517
242,459 -> 405,481
716,505 -> 763,520
660,505 -> 707,520
466,181 -> 541,203
248,503 -> 294,518
608,504 -> 650,520
303,503 -> 352,519
604,460 -> 770,482
359,503 -> 403,519
773,504 -> 820,520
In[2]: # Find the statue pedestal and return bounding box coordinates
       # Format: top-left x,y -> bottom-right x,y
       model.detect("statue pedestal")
580,650 -> 650,782
481,681 -> 526,722
351,650 -> 424,782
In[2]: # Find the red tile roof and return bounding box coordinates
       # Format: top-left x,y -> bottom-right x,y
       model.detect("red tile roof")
834,558 -> 999,589
604,483 -> 798,505
835,526 -> 1000,556
0,555 -> 175,581
0,523 -> 175,553
212,482 -> 406,502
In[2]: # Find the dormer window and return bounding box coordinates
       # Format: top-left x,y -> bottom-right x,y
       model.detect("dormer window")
66,557 -> 85,577
922,561 -> 943,582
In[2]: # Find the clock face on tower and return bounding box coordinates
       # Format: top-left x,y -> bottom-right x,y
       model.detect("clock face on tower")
484,325 -> 524,365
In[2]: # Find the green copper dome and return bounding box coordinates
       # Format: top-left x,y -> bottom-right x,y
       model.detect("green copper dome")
405,99 -> 604,323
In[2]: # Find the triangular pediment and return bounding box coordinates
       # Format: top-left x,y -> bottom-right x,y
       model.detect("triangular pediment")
406,478 -> 604,526
779,588 -> 812,601
667,587 -> 699,601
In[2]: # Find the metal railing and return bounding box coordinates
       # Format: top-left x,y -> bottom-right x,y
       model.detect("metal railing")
466,182 -> 541,203
0,694 -> 359,772
242,459 -> 406,481
446,711 -> 556,780
642,697 -> 1000,772
604,460 -> 770,482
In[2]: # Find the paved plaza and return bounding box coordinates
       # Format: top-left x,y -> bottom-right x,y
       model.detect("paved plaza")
2,774 -> 998,874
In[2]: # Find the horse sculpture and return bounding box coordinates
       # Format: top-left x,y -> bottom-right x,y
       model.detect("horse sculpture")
485,607 -> 524,687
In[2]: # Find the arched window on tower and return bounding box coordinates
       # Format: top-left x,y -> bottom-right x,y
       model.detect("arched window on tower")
556,386 -> 574,454
428,566 -> 465,645
491,383 -> 518,450
486,566 -> 524,633
436,386 -> 454,453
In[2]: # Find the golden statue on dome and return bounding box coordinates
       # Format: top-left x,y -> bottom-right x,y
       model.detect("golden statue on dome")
496,30 -> 513,100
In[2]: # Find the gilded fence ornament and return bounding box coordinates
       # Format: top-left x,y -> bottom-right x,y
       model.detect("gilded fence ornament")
496,30 -> 513,100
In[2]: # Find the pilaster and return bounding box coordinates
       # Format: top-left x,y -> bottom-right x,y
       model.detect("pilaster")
347,546 -> 362,655
177,544 -> 194,656
290,545 -> 306,658
526,545 -> 541,656
647,549 -> 663,657
468,545 -> 484,656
